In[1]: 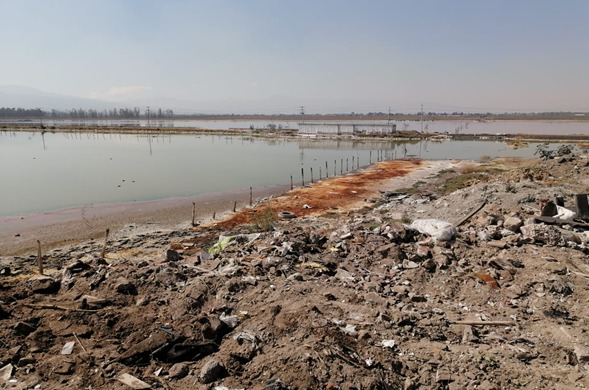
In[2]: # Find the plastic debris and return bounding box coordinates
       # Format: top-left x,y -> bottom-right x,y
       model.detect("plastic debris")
408,219 -> 456,241
208,235 -> 235,255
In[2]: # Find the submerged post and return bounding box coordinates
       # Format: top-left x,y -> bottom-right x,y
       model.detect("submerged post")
249,187 -> 253,206
341,158 -> 343,175
233,201 -> 237,212
192,202 -> 196,226
325,161 -> 328,178
369,150 -> 372,164
36,240 -> 43,275
290,175 -> 293,190
319,166 -> 322,179
334,160 -> 336,177
101,229 -> 110,259
310,167 -> 314,184
346,158 -> 349,172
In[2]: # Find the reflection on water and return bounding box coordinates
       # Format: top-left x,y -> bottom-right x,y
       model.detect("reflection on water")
0,130 -> 561,216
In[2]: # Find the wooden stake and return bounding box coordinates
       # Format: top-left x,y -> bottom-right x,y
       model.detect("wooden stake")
191,202 -> 196,226
249,187 -> 253,206
319,167 -> 322,179
341,159 -> 343,174
100,229 -> 109,259
301,167 -> 305,186
369,151 -> 372,164
233,201 -> 237,212
310,167 -> 313,184
334,159 -> 336,176
325,161 -> 328,178
290,175 -> 293,190
213,211 -> 216,220
36,240 -> 43,275
346,158 -> 349,171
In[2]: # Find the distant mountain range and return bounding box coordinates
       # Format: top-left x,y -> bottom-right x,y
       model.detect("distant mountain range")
0,85 -> 409,115
0,85 -> 122,111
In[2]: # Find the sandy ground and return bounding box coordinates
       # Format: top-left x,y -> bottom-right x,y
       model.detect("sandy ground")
0,185 -> 290,256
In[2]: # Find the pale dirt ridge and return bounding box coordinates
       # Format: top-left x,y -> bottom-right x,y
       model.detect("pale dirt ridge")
1,156 -> 589,389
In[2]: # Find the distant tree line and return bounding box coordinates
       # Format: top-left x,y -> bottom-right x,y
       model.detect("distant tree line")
0,107 -> 174,119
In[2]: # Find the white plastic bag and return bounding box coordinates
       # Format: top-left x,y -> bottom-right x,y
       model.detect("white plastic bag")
408,219 -> 456,241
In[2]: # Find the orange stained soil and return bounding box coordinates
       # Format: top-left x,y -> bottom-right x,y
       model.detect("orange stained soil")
209,159 -> 424,230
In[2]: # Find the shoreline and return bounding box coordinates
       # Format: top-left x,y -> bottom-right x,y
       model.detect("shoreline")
0,159 -> 446,256
0,184 -> 290,256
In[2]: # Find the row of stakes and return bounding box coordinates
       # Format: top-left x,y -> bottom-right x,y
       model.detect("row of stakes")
34,149 -> 397,274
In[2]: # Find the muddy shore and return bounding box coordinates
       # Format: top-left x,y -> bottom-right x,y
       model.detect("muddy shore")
0,185 -> 291,256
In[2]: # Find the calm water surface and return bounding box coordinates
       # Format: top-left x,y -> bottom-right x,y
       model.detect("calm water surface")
0,131 -> 556,216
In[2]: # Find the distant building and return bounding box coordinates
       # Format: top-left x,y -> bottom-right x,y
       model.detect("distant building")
298,122 -> 397,136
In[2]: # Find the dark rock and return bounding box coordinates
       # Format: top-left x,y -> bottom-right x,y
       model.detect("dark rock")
166,249 -> 181,262
115,278 -> 138,295
0,305 -> 10,320
14,321 -> 36,336
30,277 -> 60,294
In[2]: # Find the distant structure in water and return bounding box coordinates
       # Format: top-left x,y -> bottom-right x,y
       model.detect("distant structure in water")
298,122 -> 397,136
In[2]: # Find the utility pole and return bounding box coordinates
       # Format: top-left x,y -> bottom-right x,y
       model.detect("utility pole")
387,107 -> 392,125
146,106 -> 151,127
420,104 -> 424,133
299,106 -> 305,124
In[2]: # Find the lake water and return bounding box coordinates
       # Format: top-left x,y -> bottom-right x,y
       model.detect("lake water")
0,130 -> 562,216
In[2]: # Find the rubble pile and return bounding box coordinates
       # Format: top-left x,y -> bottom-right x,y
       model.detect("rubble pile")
1,155 -> 589,389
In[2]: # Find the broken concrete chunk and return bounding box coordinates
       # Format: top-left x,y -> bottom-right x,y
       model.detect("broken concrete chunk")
60,341 -> 75,355
117,373 -> 152,389
503,216 -> 523,232
574,344 -> 589,363
0,364 -> 14,382
168,362 -> 190,379
200,359 -> 225,384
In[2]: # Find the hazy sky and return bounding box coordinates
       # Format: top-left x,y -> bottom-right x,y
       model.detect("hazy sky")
1,0 -> 588,113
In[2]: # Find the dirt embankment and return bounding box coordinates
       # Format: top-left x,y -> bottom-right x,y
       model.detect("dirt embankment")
2,154 -> 589,389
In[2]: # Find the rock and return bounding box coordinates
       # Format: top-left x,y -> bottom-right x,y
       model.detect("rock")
117,373 -> 152,389
30,276 -> 60,294
18,354 -> 36,365
199,359 -> 225,384
166,249 -> 181,262
402,260 -> 419,269
168,362 -> 189,379
53,360 -> 75,375
503,216 -> 523,232
420,258 -> 436,272
115,278 -> 138,295
0,305 -> 10,320
364,291 -> 386,306
14,321 -> 36,336
574,344 -> 589,363
0,363 -> 14,382
61,341 -> 75,355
